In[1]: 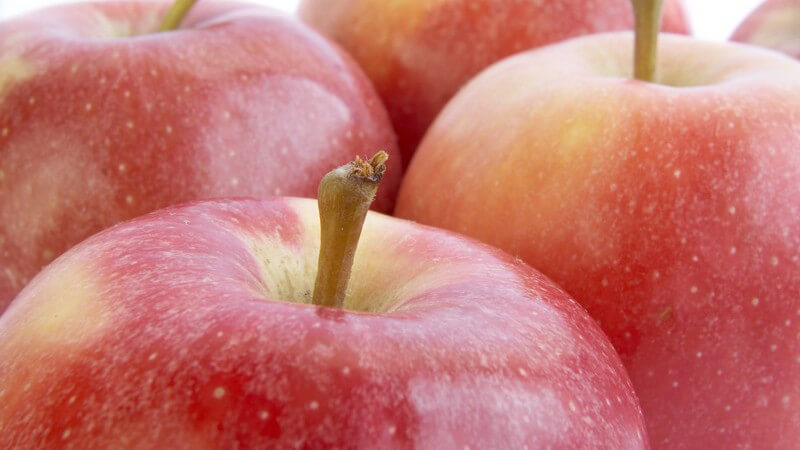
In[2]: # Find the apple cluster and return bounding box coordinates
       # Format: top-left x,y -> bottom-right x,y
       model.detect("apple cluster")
1,0 -> 799,449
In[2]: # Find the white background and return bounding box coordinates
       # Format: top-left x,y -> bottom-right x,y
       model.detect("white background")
0,0 -> 767,42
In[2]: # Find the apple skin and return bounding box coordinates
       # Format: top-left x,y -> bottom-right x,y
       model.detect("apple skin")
732,0 -> 800,59
298,0 -> 689,167
0,1 -> 400,312
0,197 -> 647,448
395,33 -> 800,449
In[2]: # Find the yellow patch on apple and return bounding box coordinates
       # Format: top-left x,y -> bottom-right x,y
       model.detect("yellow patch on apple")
0,55 -> 35,102
238,201 -> 320,305
5,261 -> 108,348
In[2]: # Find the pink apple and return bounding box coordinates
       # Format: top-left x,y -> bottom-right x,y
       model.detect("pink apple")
298,0 -> 689,166
732,0 -> 800,58
0,1 -> 400,312
0,195 -> 646,448
395,32 -> 800,448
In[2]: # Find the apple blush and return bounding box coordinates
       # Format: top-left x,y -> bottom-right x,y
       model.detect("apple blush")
299,0 -> 689,167
396,0 -> 800,448
0,0 -> 400,311
0,153 -> 647,448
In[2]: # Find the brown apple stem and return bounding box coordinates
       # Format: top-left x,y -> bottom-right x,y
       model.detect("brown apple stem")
631,0 -> 664,82
312,151 -> 388,309
159,0 -> 198,32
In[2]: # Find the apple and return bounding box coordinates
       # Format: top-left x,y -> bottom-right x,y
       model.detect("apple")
732,0 -> 800,58
0,0 -> 401,312
0,153 -> 647,448
395,1 -> 800,448
298,0 -> 689,166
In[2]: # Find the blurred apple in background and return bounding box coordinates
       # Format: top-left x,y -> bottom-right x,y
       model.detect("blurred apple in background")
0,0 -> 400,312
0,154 -> 647,449
395,1 -> 800,447
732,0 -> 800,58
298,0 -> 689,167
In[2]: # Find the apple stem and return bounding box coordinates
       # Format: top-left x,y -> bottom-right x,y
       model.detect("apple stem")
159,0 -> 198,32
312,151 -> 388,309
631,0 -> 664,82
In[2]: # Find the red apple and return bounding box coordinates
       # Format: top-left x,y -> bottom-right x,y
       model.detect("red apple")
0,0 -> 400,312
395,26 -> 800,450
298,0 -> 689,166
732,0 -> 800,58
0,154 -> 647,447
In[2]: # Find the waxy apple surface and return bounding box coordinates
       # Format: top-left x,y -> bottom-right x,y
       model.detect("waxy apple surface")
299,0 -> 689,166
732,0 -> 800,59
396,33 -> 800,449
0,197 -> 646,448
0,1 -> 400,311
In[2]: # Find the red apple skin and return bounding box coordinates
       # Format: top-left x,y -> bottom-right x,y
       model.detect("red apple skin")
395,33 -> 800,449
0,1 -> 400,312
732,0 -> 800,59
0,197 -> 647,449
298,0 -> 689,167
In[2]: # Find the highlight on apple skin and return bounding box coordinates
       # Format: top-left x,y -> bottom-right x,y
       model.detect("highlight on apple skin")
0,197 -> 647,449
395,32 -> 800,449
298,0 -> 689,167
732,0 -> 800,59
0,1 -> 400,312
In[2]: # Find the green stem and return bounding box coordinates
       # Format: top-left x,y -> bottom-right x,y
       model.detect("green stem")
159,0 -> 198,32
312,152 -> 388,309
631,0 -> 664,82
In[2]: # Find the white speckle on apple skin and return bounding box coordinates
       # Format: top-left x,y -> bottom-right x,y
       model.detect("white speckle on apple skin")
213,387 -> 226,399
